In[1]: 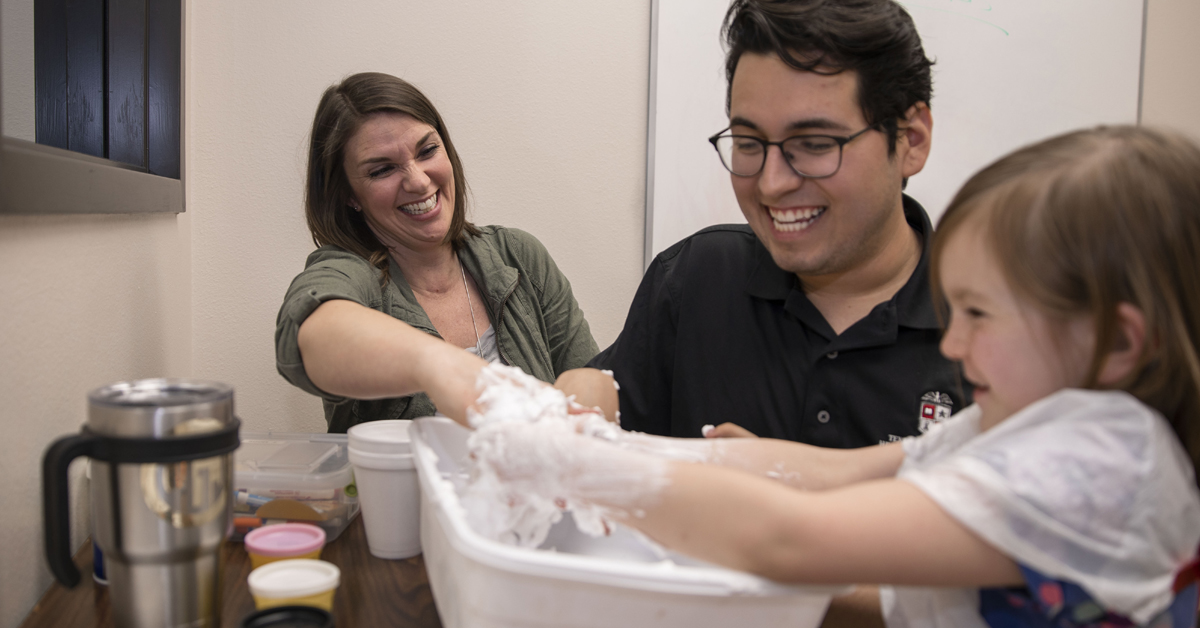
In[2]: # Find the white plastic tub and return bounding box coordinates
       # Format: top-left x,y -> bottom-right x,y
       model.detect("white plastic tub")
411,417 -> 847,628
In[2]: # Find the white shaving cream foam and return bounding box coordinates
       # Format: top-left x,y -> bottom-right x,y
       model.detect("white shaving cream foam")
463,364 -> 687,547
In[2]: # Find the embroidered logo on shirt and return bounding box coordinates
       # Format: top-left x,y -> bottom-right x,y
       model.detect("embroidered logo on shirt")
918,391 -> 954,433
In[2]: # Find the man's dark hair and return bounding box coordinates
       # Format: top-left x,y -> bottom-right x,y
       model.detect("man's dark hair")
722,0 -> 933,154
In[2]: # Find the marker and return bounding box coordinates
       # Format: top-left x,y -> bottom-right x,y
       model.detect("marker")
236,490 -> 272,509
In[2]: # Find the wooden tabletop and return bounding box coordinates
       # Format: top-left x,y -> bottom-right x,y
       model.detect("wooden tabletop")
20,516 -> 442,628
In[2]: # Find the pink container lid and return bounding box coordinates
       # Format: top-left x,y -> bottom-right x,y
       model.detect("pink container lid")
244,523 -> 326,557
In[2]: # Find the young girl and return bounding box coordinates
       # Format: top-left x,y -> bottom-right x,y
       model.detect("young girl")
467,126 -> 1200,627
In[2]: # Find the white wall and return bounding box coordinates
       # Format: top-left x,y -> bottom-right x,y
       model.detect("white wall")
1142,0 -> 1200,139
0,211 -> 193,625
2,0 -> 1198,626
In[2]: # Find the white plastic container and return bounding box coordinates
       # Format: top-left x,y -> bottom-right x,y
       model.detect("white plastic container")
411,417 -> 847,628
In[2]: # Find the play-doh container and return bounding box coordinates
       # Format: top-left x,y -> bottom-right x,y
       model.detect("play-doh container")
247,559 -> 340,611
244,523 -> 326,569
239,605 -> 334,628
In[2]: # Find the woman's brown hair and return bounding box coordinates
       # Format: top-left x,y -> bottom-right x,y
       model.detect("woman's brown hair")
305,72 -> 479,284
931,125 -> 1200,476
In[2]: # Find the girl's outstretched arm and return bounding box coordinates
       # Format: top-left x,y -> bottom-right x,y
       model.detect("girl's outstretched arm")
638,460 -> 1022,586
533,368 -> 902,491
478,424 -> 1022,588
607,431 -> 906,491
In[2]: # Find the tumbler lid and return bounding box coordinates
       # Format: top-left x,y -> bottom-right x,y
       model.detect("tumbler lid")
89,379 -> 232,408
87,379 -> 235,438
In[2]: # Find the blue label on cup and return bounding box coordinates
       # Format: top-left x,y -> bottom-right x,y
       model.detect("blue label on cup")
93,543 -> 107,585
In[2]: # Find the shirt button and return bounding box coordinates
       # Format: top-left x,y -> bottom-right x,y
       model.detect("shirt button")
817,410 -> 831,423
826,351 -> 838,359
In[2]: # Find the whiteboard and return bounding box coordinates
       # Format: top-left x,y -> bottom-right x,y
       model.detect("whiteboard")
645,0 -> 1147,265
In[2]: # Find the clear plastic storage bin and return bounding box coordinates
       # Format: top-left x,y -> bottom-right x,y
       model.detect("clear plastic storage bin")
233,432 -> 359,542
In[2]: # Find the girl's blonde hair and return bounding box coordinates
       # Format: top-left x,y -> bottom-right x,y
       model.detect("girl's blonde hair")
931,125 -> 1200,475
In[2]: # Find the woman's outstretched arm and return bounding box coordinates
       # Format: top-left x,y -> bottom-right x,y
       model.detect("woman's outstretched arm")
297,299 -> 487,426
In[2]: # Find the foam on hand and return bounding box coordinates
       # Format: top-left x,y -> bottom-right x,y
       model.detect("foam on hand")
462,364 -> 671,548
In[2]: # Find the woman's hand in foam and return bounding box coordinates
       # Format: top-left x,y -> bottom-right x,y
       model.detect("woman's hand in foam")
467,415 -> 669,540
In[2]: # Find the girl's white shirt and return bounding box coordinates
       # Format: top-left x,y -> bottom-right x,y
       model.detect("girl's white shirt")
882,389 -> 1200,627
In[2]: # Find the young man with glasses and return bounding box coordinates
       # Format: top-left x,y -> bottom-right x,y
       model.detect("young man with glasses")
581,0 -> 970,450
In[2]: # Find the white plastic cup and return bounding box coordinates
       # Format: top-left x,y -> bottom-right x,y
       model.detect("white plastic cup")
347,420 -> 421,559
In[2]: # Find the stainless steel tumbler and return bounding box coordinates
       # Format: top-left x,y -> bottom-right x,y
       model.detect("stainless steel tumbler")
43,379 -> 241,628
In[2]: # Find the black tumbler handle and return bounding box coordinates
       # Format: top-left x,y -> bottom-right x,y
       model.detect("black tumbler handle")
42,433 -> 99,588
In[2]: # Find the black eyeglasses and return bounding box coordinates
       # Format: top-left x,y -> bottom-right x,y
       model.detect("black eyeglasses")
708,125 -> 876,178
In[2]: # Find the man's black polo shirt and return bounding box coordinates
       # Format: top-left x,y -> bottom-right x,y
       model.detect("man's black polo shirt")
588,196 -> 971,447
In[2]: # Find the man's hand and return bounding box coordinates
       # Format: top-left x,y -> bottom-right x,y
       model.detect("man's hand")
704,422 -> 758,439
554,368 -> 620,423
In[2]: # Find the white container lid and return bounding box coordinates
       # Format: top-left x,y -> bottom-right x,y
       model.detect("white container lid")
247,559 -> 340,599
348,420 -> 412,455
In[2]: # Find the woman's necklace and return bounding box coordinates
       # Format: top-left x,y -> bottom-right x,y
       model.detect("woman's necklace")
458,253 -> 482,356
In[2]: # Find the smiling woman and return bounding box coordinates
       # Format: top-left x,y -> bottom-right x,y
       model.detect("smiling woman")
274,72 -> 606,433
343,113 -> 460,256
